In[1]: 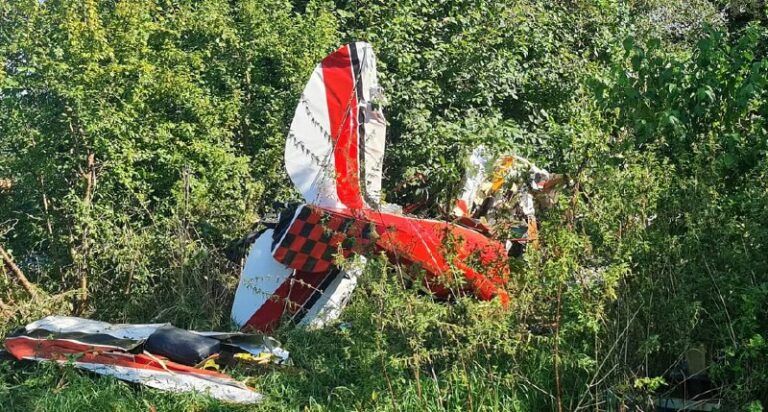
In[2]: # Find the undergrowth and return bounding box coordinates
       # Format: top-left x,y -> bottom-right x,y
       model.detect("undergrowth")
2,0 -> 768,410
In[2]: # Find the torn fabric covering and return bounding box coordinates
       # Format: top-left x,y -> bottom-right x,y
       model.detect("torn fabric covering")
453,148 -> 561,250
231,230 -> 294,330
455,148 -> 557,220
4,316 -> 289,404
455,147 -> 490,217
285,42 -> 386,210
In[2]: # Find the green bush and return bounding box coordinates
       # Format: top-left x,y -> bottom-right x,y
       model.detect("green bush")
1,0 -> 767,410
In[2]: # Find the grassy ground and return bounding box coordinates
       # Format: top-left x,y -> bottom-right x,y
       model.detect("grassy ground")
0,360 -> 537,412
0,258 -> 564,412
0,323 -> 549,412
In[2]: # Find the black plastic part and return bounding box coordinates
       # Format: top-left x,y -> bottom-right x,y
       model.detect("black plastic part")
144,326 -> 221,366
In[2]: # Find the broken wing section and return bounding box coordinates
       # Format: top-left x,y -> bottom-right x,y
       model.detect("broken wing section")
3,316 -> 278,404
285,42 -> 386,210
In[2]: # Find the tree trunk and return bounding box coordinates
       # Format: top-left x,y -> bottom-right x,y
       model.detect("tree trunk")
75,152 -> 96,314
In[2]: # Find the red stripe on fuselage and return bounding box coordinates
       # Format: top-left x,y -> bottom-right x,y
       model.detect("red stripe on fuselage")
321,45 -> 363,209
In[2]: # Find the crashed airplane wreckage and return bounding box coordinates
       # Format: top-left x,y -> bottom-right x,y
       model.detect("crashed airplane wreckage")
231,41 -> 559,332
3,42 -> 558,404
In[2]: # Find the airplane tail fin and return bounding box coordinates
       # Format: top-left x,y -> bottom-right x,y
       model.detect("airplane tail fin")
285,42 -> 386,210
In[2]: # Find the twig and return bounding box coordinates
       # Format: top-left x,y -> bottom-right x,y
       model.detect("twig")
0,296 -> 12,312
40,176 -> 53,235
703,259 -> 738,349
461,358 -> 474,412
575,305 -> 643,411
515,372 -> 557,400
554,282 -> 564,412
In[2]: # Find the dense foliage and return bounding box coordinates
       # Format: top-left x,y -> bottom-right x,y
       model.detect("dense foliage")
1,0 -> 767,410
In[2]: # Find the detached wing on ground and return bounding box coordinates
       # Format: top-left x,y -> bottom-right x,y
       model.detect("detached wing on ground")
3,316 -> 287,404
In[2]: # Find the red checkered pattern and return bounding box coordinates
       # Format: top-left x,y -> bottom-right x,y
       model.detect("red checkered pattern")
272,206 -> 376,273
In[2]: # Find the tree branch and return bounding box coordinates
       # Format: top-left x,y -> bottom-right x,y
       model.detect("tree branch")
0,243 -> 38,299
